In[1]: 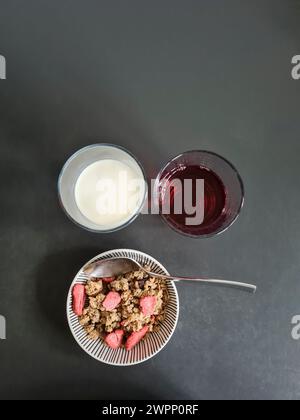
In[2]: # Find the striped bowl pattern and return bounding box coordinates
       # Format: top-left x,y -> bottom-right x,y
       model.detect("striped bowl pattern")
67,249 -> 179,366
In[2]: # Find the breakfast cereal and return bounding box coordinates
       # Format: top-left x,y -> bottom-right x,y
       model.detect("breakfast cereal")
72,266 -> 168,350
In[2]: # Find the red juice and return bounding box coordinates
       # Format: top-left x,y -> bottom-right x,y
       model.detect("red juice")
160,165 -> 226,236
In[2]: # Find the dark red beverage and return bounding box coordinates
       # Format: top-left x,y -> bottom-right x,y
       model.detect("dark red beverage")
160,165 -> 226,236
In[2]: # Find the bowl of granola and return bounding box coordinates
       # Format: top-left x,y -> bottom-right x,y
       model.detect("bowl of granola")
67,249 -> 179,365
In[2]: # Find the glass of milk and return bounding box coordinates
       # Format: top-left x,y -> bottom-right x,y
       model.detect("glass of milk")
58,144 -> 147,232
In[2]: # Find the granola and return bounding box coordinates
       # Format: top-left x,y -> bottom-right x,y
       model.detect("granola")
72,266 -> 168,349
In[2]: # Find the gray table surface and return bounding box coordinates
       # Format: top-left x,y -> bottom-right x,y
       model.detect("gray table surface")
0,0 -> 300,400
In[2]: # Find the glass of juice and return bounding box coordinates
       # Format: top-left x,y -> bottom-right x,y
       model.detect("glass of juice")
155,151 -> 244,238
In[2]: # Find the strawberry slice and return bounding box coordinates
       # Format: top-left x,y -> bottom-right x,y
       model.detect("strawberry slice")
102,277 -> 115,283
140,296 -> 157,316
102,291 -> 121,311
105,330 -> 124,349
125,326 -> 149,351
72,284 -> 86,316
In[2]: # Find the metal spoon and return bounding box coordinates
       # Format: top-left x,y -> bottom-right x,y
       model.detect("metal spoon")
83,257 -> 257,294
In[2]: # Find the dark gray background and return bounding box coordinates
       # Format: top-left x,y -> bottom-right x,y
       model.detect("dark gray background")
0,0 -> 300,400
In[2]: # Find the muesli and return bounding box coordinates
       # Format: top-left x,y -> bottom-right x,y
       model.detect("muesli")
72,266 -> 168,350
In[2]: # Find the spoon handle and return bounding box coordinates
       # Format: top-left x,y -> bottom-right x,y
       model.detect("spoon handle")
147,272 -> 256,293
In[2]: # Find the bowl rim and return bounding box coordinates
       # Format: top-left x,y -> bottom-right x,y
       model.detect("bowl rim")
58,143 -> 148,234
66,249 -> 180,366
154,149 -> 245,239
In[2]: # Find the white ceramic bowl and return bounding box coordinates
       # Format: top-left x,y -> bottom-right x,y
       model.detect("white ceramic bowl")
67,249 -> 179,366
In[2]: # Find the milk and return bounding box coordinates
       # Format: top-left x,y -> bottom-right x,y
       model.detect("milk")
75,159 -> 145,228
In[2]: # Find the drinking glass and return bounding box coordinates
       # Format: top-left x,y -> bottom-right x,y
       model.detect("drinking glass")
155,150 -> 244,238
58,144 -> 147,233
